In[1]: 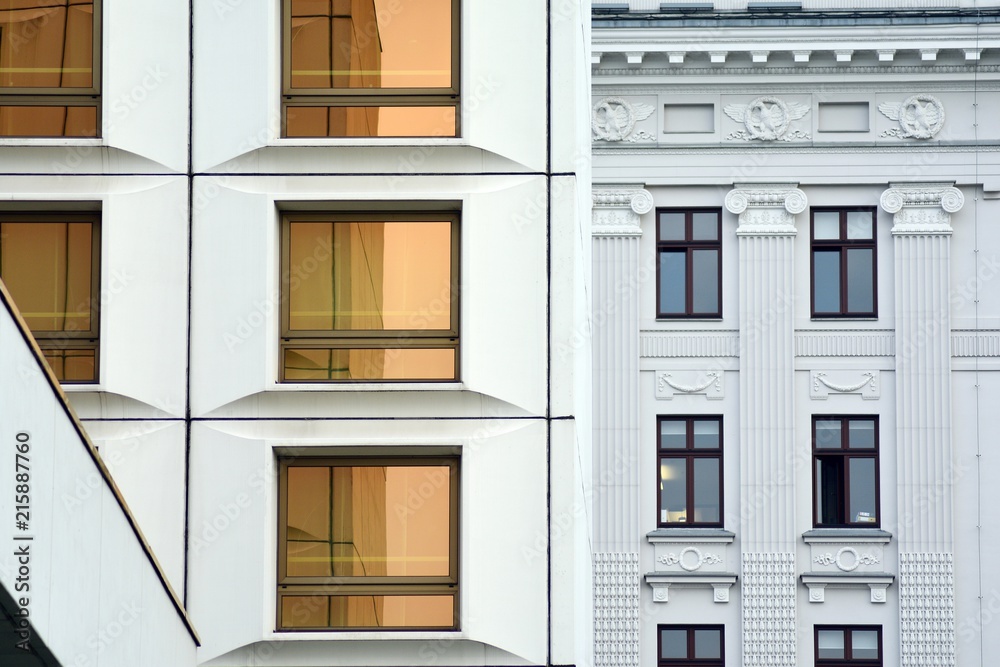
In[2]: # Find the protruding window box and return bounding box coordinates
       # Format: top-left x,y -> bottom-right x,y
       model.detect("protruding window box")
645,529 -> 736,603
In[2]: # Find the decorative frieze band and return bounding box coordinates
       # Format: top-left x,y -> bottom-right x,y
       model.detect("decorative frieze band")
952,330 -> 1000,357
880,182 -> 964,234
795,330 -> 895,357
726,183 -> 807,236
899,553 -> 956,666
594,552 -> 640,667
593,186 -> 653,237
640,331 -> 740,358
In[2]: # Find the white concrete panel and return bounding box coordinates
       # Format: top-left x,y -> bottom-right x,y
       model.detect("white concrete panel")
463,179 -> 548,415
550,176 -> 587,419
463,0 -> 547,171
549,0 -> 591,175
102,180 -> 189,415
192,1 -> 275,171
462,420 -> 548,664
190,183 -> 272,415
88,421 -> 187,594
104,0 -> 189,171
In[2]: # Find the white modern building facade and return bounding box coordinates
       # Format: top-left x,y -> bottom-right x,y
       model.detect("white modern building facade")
592,3 -> 1000,667
0,2 -> 594,666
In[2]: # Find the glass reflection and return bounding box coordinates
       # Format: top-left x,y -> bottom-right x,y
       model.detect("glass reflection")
846,248 -> 874,313
659,458 -> 686,523
691,249 -> 718,314
849,458 -> 877,523
285,105 -> 457,138
283,347 -> 456,381
659,252 -> 685,314
280,594 -> 454,629
694,629 -> 721,659
813,250 -> 840,312
817,630 -> 845,659
660,629 -> 687,659
0,1 -> 94,89
693,458 -> 720,523
0,105 -> 96,137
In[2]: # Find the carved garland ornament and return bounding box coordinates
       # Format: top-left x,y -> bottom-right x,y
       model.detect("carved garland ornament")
657,547 -> 723,571
592,97 -> 655,142
878,94 -> 945,139
813,372 -> 876,393
813,547 -> 880,572
724,96 -> 811,141
657,371 -> 721,395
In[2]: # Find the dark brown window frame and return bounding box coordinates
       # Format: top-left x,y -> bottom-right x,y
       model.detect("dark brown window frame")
0,1 -> 103,137
655,208 -> 722,319
280,0 -> 461,137
657,416 -> 724,528
279,209 -> 460,383
815,625 -> 882,666
657,624 -> 725,666
277,455 -> 460,632
812,416 -> 880,528
0,211 -> 101,383
810,207 -> 877,318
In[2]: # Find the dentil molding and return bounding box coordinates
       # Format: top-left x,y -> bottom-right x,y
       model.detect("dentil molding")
880,182 -> 964,234
593,186 -> 653,237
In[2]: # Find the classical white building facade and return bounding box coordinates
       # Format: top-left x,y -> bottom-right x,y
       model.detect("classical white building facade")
592,3 -> 1000,667
0,2 -> 594,666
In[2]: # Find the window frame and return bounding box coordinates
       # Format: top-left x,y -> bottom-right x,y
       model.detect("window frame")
276,455 -> 460,632
278,209 -> 460,383
0,211 -> 101,383
0,1 -> 103,137
655,208 -> 722,319
280,0 -> 461,137
657,624 -> 725,667
656,416 -> 724,528
810,207 -> 878,318
814,625 -> 882,666
812,416 -> 880,528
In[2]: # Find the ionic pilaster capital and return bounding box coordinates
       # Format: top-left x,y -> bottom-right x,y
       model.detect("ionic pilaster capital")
592,185 -> 652,237
726,183 -> 806,236
880,182 -> 963,235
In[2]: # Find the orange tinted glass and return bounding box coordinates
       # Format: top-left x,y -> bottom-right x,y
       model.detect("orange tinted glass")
280,594 -> 455,629
283,347 -> 456,381
0,105 -> 97,136
285,105 -> 456,138
285,464 -> 452,578
287,220 -> 452,332
42,347 -> 95,382
0,220 -> 93,332
0,1 -> 94,89
289,0 -> 452,90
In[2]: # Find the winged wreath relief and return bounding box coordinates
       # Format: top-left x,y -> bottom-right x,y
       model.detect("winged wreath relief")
724,96 -> 811,141
592,97 -> 656,142
878,94 -> 945,139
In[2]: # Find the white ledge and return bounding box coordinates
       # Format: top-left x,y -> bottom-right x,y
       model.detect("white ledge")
803,529 -> 892,544
645,572 -> 738,603
801,572 -> 895,603
647,528 -> 736,544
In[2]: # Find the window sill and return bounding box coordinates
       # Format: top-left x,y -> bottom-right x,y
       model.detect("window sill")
802,529 -> 892,544
0,137 -> 102,147
810,317 -> 879,322
271,382 -> 466,392
270,137 -> 468,148
61,383 -> 103,392
647,528 -> 735,544
264,630 -> 465,641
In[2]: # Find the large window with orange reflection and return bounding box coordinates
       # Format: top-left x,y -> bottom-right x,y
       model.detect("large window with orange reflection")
0,212 -> 100,382
277,457 -> 459,630
280,209 -> 459,382
282,0 -> 459,137
0,1 -> 100,137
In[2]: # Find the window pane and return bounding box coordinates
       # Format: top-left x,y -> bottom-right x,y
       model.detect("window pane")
691,249 -> 719,314
0,1 -> 94,89
285,465 -> 452,578
285,105 -> 457,138
287,220 -> 452,332
691,212 -> 718,241
693,420 -> 719,448
659,251 -> 685,314
660,629 -> 688,659
848,420 -> 876,448
660,420 -> 686,449
849,458 -> 877,523
846,248 -> 874,313
813,250 -> 841,313
280,594 -> 454,629
846,211 -> 874,239
289,0 -> 452,90
42,348 -> 96,383
816,458 -> 844,525
852,630 -> 879,659
817,629 -> 845,659
659,213 -> 685,241
283,347 -> 456,381
659,458 -> 687,523
0,221 -> 93,333
0,106 -> 97,137
815,420 -> 842,449
813,212 -> 840,240
694,629 -> 722,659
693,458 -> 720,523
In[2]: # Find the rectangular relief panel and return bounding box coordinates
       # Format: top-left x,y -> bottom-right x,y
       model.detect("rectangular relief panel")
818,102 -> 869,133
663,104 -> 714,134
